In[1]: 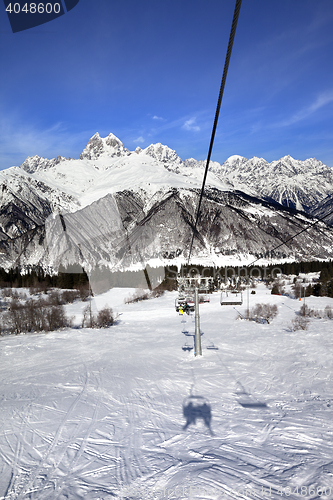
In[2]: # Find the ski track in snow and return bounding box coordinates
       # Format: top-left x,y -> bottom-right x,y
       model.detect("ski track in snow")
0,285 -> 333,499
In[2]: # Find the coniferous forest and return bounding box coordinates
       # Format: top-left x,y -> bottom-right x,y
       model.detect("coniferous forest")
0,267 -> 89,290
0,260 -> 331,297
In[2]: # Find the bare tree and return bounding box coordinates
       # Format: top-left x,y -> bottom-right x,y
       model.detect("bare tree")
290,315 -> 310,331
45,305 -> 68,331
96,306 -> 114,328
5,297 -> 70,334
250,303 -> 278,324
81,305 -> 114,328
324,305 -> 333,319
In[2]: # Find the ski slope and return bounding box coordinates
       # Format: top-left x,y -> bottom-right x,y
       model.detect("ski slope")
0,285 -> 333,499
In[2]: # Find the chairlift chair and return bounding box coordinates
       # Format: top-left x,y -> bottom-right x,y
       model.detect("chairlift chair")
220,290 -> 243,305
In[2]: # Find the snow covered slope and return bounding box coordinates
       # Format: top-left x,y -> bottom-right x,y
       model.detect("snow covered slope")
1,286 -> 333,499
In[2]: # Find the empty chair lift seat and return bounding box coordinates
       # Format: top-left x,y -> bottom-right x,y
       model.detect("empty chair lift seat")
220,290 -> 243,305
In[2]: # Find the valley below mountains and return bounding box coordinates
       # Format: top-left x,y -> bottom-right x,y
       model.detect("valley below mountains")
0,132 -> 333,275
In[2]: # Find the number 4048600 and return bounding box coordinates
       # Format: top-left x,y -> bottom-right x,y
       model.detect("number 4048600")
6,3 -> 61,14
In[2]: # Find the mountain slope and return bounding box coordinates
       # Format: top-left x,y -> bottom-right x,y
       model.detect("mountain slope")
310,194 -> 333,226
0,168 -> 79,239
0,133 -> 332,271
1,186 -> 332,273
185,155 -> 333,212
16,133 -> 333,213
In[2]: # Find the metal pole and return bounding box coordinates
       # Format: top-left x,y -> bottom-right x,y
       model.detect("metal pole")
247,282 -> 249,319
194,287 -> 202,356
89,272 -> 92,327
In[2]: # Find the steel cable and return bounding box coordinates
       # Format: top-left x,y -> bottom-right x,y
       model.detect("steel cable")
187,0 -> 243,264
248,207 -> 333,267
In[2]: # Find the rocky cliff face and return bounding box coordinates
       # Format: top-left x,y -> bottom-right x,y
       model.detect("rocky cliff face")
310,194 -> 333,226
1,186 -> 332,273
186,155 -> 333,213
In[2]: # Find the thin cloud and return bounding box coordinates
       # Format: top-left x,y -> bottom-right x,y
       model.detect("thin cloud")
277,90 -> 333,127
133,136 -> 145,144
0,113 -> 89,169
152,115 -> 164,121
147,111 -> 208,135
182,117 -> 200,132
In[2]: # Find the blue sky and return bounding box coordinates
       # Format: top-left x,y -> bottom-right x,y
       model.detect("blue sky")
1,0 -> 333,170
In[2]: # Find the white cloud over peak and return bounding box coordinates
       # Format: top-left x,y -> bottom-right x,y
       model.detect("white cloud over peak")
133,136 -> 145,144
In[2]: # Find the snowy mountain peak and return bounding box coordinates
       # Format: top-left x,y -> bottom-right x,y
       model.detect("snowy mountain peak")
80,132 -> 130,160
142,143 -> 184,174
227,154 -> 248,164
280,154 -> 293,161
143,143 -> 182,164
20,154 -> 66,174
211,154 -> 333,212
249,156 -> 267,164
13,132 -> 333,224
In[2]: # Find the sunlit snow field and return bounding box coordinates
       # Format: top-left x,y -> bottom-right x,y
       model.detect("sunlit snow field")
1,284 -> 333,499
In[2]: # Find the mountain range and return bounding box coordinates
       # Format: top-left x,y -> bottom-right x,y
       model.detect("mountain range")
0,132 -> 332,275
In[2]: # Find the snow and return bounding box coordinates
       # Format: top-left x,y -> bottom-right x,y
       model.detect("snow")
226,155 -> 247,163
1,284 -> 333,499
29,152 -> 231,210
9,132 -> 332,216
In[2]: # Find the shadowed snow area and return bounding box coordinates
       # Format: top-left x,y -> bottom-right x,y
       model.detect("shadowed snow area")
0,285 -> 333,499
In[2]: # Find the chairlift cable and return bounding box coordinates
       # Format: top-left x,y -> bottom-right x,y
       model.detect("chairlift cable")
248,207 -> 333,268
185,0 -> 332,270
187,0 -> 243,264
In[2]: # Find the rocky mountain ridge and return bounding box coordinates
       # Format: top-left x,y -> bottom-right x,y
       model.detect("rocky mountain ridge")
17,133 -> 333,214
0,132 -> 332,272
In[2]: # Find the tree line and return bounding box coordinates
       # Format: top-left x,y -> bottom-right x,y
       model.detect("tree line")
0,266 -> 89,290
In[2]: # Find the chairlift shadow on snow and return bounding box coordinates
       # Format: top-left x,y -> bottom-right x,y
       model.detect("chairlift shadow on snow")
235,383 -> 267,409
182,328 -> 204,337
206,341 -> 218,350
182,395 -> 214,435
